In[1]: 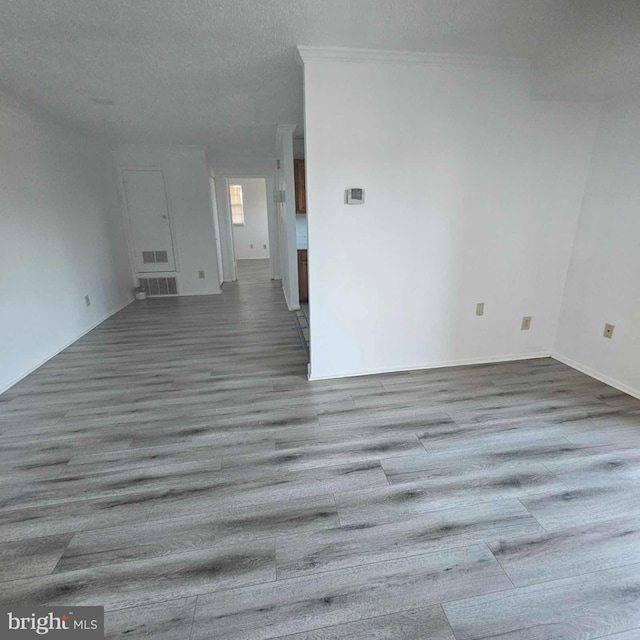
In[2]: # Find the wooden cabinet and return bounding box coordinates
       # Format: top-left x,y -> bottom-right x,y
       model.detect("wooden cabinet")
294,159 -> 306,214
298,249 -> 308,302
294,159 -> 308,301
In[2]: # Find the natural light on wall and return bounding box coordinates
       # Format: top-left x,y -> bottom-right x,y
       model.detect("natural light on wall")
229,184 -> 245,225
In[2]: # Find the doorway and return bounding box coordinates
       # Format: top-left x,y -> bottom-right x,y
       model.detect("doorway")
209,177 -> 224,286
293,158 -> 309,353
228,178 -> 271,281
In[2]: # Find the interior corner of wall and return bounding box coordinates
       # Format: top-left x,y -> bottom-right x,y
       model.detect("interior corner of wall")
551,351 -> 640,401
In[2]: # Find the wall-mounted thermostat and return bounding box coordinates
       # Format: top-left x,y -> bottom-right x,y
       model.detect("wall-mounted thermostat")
346,188 -> 365,205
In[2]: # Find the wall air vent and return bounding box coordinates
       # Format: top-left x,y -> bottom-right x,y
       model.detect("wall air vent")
138,277 -> 178,296
142,250 -> 169,264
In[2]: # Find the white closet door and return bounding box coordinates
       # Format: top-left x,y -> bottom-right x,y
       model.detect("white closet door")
122,169 -> 176,273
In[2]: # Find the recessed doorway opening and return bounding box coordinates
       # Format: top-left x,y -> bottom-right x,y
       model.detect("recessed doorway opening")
229,178 -> 270,268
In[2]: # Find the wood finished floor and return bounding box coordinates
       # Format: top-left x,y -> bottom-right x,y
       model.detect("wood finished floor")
2,259 -> 640,639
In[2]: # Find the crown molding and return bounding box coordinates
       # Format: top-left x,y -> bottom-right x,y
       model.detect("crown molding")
276,124 -> 297,141
296,46 -> 530,70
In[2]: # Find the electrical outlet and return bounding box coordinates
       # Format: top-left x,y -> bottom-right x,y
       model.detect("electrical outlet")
263,244 -> 267,250
604,323 -> 615,339
198,271 -> 205,279
476,302 -> 485,316
84,295 -> 91,307
521,316 -> 532,331
250,244 -> 254,249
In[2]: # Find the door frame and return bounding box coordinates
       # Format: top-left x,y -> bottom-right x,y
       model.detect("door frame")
214,170 -> 280,282
209,176 -> 224,286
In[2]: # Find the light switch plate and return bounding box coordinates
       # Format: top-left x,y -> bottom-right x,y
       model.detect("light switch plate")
476,303 -> 485,316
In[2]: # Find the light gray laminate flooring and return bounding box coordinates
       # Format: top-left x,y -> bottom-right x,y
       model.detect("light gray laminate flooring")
2,259 -> 640,639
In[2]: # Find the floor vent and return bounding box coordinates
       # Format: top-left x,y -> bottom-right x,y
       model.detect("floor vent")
138,277 -> 178,296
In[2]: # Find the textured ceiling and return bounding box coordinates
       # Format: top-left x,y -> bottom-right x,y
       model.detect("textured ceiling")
0,0 -> 638,159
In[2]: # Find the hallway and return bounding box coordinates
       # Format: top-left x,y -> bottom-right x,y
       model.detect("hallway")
2,262 -> 640,638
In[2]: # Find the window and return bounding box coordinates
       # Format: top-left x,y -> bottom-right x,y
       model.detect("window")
229,184 -> 244,225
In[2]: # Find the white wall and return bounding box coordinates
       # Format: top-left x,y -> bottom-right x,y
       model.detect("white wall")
0,94 -> 131,393
293,138 -> 305,160
230,178 -> 270,259
276,125 -> 299,309
300,48 -> 600,379
113,144 -> 221,295
555,100 -> 640,397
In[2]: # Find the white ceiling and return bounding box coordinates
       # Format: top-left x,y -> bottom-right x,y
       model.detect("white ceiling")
1,0 -> 638,159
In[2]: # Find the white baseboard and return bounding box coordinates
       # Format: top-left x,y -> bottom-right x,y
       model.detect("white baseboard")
552,352 -> 640,400
282,284 -> 300,311
308,351 -> 551,381
0,297 -> 134,396
146,291 -> 221,297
